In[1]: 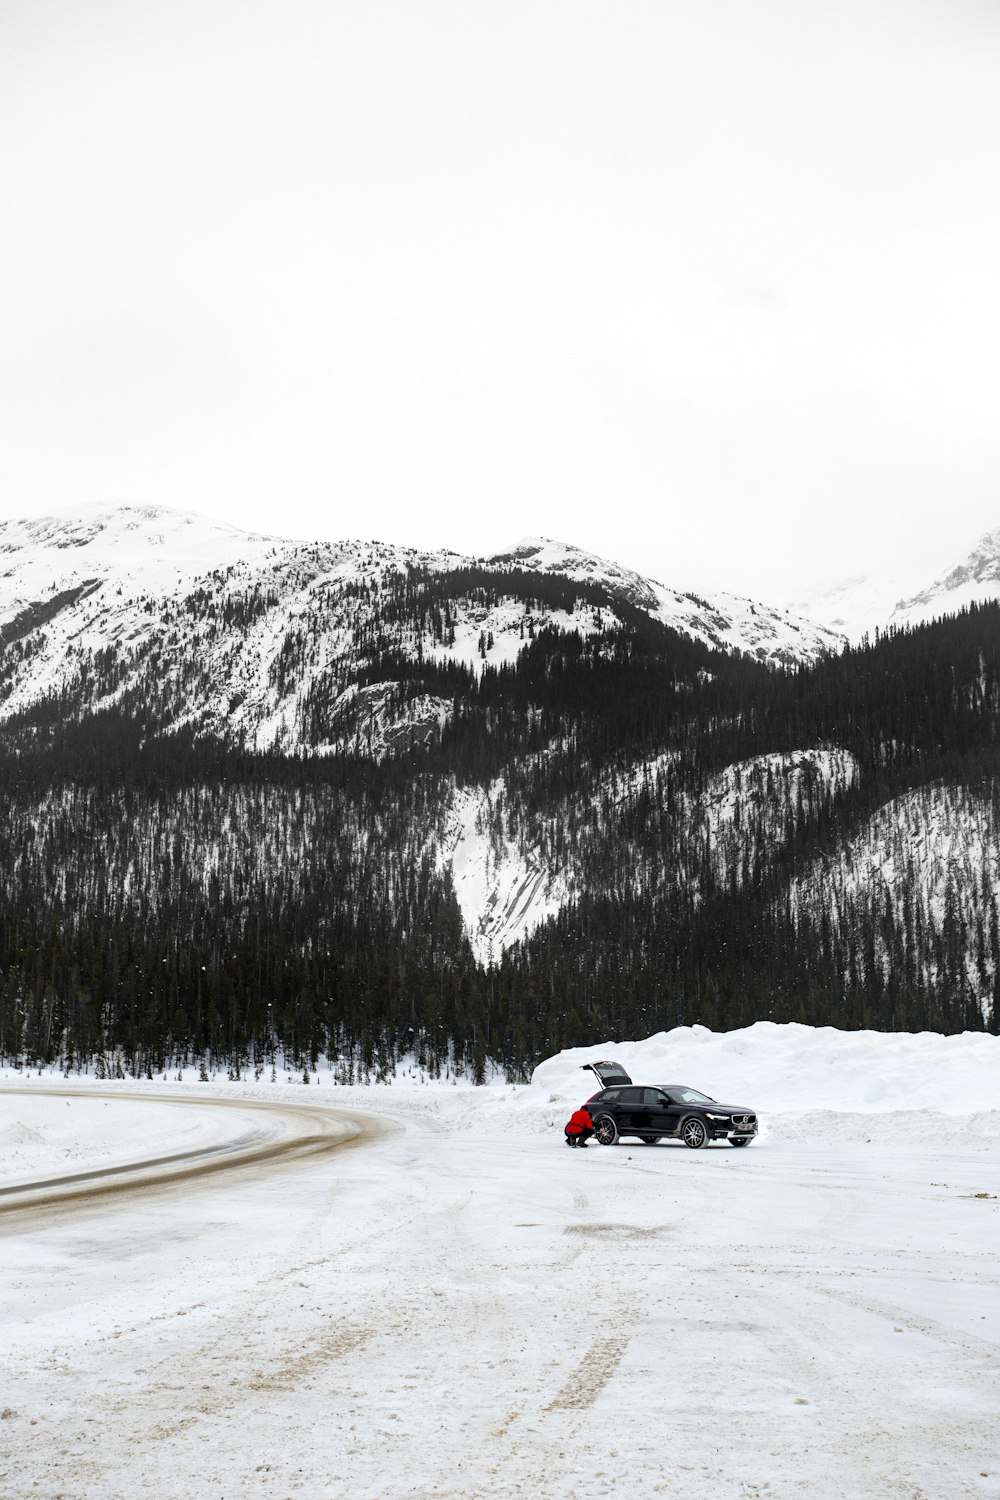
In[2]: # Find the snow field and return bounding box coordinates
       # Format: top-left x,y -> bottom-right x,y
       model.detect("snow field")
2,1023 -> 999,1500
1,1061 -> 998,1500
5,1019 -> 1000,1142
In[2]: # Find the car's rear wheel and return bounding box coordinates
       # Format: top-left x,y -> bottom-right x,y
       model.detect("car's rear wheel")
641,1136 -> 661,1145
730,1137 -> 752,1147
681,1117 -> 708,1149
593,1114 -> 619,1146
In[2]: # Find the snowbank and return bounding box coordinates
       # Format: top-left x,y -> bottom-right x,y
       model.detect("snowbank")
530,1021 -> 1000,1115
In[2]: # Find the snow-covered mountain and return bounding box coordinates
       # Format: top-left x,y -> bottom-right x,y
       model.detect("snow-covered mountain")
2,504 -> 998,1073
490,537 -> 844,664
0,503 -> 280,599
0,506 -> 844,757
782,572 -> 921,644
783,522 -> 1000,642
890,523 -> 1000,632
790,782 -> 1000,1022
440,746 -> 862,962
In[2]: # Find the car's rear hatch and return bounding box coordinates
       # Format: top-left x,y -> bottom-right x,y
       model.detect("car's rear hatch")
581,1060 -> 632,1088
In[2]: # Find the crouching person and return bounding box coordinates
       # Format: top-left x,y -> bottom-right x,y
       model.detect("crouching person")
564,1106 -> 594,1148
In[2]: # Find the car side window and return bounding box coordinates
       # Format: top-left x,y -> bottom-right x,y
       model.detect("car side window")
619,1087 -> 643,1104
642,1089 -> 660,1105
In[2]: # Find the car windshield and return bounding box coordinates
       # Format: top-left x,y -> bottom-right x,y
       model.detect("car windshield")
668,1087 -> 715,1105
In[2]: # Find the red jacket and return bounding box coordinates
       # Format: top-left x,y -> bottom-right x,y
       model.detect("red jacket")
565,1107 -> 593,1135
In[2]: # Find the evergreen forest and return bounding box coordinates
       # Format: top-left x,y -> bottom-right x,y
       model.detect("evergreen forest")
3,578 -> 1000,1081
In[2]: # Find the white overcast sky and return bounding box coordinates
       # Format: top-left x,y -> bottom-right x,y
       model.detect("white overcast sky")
2,0 -> 999,602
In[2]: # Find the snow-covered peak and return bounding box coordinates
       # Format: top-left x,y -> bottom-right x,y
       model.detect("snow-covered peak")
784,524 -> 1000,642
0,504 -> 846,756
890,523 -> 1000,631
0,501 -> 276,560
0,503 -> 477,616
489,535 -> 844,665
0,502 -> 280,606
487,536 -> 665,618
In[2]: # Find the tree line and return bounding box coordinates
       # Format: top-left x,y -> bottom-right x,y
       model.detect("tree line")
2,592 -> 1000,1078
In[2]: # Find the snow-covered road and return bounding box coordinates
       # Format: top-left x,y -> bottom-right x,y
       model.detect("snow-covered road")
0,1089 -> 371,1217
2,1083 -> 999,1500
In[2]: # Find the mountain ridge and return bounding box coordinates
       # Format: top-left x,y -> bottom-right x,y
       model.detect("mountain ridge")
891,524 -> 1000,632
783,521 -> 1000,642
0,505 -> 845,759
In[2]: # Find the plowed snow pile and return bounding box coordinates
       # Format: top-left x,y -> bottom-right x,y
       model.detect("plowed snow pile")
530,1021 -> 1000,1112
331,1022 -> 1000,1148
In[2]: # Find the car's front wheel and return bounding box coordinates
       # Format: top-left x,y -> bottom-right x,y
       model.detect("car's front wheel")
593,1114 -> 619,1146
681,1117 -> 708,1149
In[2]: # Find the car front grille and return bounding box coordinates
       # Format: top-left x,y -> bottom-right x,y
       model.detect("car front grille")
731,1114 -> 756,1129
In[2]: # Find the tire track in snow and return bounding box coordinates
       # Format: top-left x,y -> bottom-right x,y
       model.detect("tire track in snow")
0,1098 -> 416,1470
0,1088 -> 384,1230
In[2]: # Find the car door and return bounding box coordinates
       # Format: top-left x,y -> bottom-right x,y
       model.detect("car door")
617,1086 -> 650,1135
651,1091 -> 682,1136
641,1089 -> 667,1134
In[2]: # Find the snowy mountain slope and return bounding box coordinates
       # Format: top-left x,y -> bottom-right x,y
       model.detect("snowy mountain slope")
890,523 -> 1000,631
783,522 -> 1000,641
490,537 -> 846,664
435,747 -> 859,961
0,506 -> 845,757
696,748 -> 859,878
437,784 -> 572,964
790,783 -> 1000,1020
780,571 -> 923,644
0,508 -> 602,753
0,502 -> 279,607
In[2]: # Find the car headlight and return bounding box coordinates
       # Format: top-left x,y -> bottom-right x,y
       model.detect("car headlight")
706,1112 -> 731,1121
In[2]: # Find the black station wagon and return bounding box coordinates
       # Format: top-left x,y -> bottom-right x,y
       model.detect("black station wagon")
581,1060 -> 758,1149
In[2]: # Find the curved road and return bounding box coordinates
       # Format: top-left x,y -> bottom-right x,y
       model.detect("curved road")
0,1087 -> 385,1226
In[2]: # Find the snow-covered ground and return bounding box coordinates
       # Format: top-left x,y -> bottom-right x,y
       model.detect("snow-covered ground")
2,1024 -> 999,1500
0,1092 -> 257,1190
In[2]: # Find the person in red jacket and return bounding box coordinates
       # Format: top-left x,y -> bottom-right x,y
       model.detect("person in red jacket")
564,1105 -> 594,1147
